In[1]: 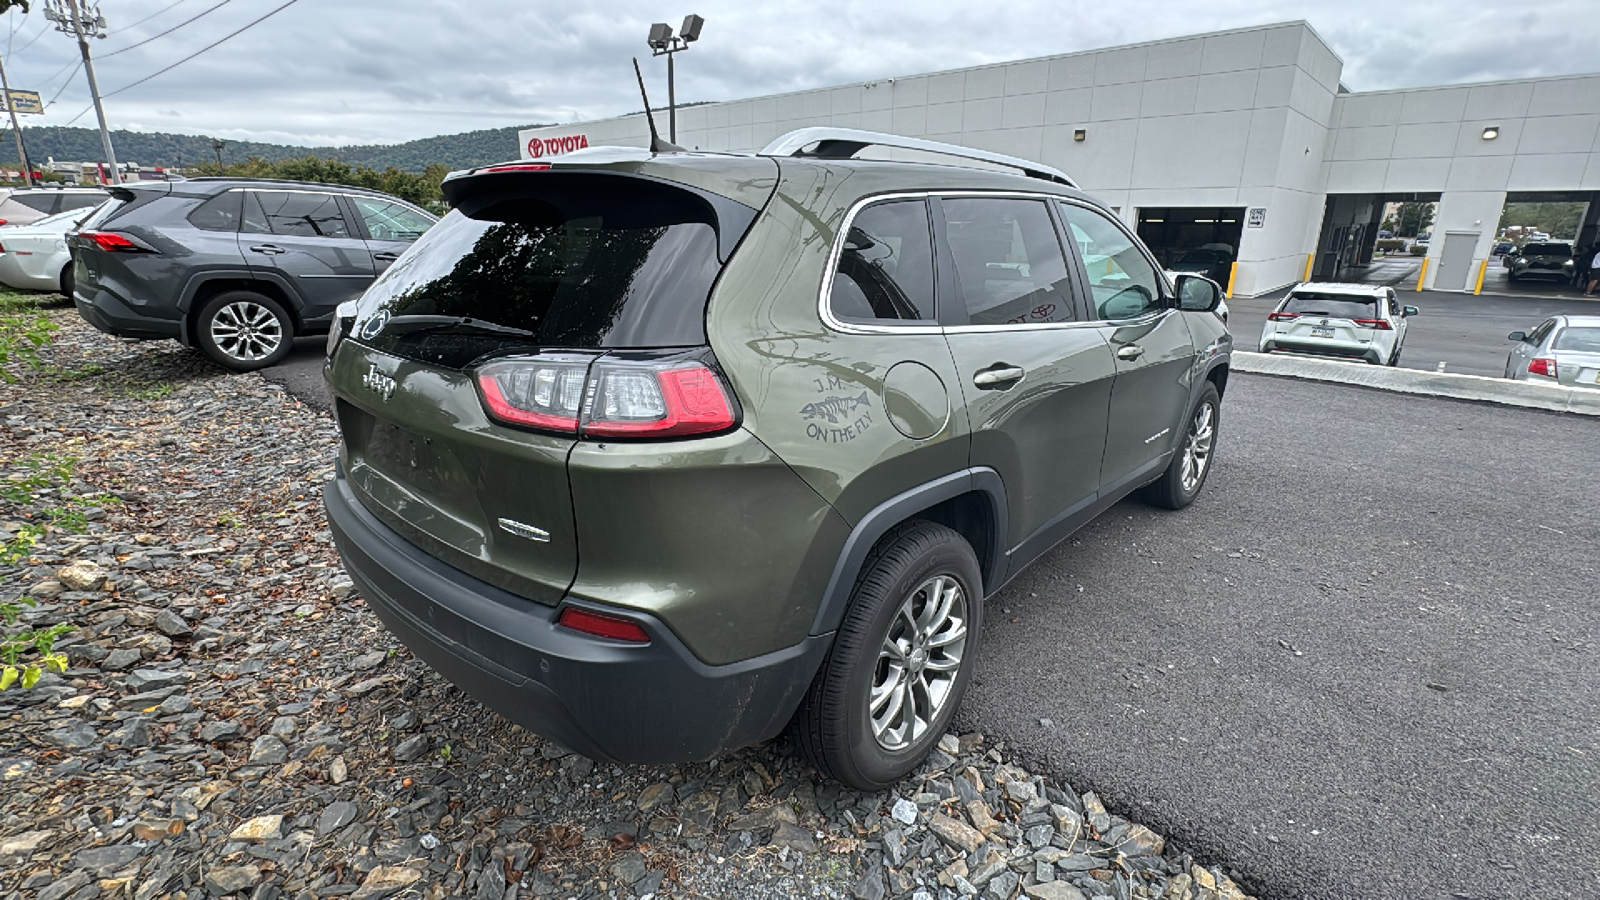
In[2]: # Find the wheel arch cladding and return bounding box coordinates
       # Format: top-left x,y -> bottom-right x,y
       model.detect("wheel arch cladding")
186,278 -> 299,344
1206,362 -> 1229,398
809,468 -> 1007,636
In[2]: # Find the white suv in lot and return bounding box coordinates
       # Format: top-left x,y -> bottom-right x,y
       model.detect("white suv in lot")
1259,282 -> 1416,366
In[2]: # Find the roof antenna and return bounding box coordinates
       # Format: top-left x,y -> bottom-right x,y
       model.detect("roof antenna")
634,57 -> 685,154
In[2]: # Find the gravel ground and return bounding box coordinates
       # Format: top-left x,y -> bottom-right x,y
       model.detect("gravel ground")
1,308 -> 1257,900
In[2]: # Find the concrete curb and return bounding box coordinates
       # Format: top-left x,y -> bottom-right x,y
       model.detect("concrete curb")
1232,351 -> 1600,416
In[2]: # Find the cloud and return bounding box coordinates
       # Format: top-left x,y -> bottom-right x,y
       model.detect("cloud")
0,0 -> 1591,148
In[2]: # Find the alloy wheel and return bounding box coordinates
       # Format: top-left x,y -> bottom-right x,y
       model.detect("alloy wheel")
1180,401 -> 1215,493
869,574 -> 969,751
209,301 -> 283,363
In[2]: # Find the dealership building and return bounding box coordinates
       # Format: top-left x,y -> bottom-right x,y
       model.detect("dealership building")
519,20 -> 1600,297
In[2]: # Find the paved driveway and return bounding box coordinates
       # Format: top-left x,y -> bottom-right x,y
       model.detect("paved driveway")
959,373 -> 1599,899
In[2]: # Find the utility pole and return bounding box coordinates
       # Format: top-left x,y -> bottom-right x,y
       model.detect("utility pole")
0,52 -> 31,186
45,0 -> 119,184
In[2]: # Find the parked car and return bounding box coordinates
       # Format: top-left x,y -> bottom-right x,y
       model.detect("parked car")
321,129 -> 1232,789
1492,241 -> 1515,257
1505,242 -> 1575,283
0,186 -> 105,227
1377,229 -> 1393,239
1259,282 -> 1415,366
0,204 -> 104,294
69,178 -> 437,370
1505,315 -> 1600,388
1165,246 -> 1233,285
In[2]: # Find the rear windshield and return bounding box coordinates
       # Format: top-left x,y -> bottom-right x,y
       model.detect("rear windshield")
1522,244 -> 1571,257
1553,326 -> 1600,352
354,179 -> 724,367
1282,292 -> 1376,319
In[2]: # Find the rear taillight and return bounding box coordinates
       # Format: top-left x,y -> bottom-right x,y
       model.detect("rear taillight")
79,231 -> 144,252
1268,312 -> 1298,321
475,354 -> 737,439
557,607 -> 650,643
1528,358 -> 1557,378
1353,318 -> 1393,330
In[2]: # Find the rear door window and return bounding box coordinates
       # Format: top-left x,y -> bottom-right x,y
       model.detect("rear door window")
58,194 -> 104,212
1282,292 -> 1377,320
354,179 -> 725,366
830,199 -> 936,323
941,197 -> 1075,326
245,191 -> 353,238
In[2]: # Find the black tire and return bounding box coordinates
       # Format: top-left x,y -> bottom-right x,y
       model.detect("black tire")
194,290 -> 293,372
792,521 -> 982,791
1140,382 -> 1220,510
1388,344 -> 1402,367
58,263 -> 73,299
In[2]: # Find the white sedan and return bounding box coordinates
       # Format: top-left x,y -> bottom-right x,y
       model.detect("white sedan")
0,205 -> 101,294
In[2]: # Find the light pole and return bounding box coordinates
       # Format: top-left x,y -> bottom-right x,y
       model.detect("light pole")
212,139 -> 226,172
44,0 -> 119,184
646,14 -> 703,144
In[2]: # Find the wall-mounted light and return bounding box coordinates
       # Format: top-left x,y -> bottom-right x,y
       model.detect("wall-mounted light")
1481,126 -> 1499,140
1073,129 -> 1086,142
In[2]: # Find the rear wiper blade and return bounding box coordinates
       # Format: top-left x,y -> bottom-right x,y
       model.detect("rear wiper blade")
379,315 -> 537,339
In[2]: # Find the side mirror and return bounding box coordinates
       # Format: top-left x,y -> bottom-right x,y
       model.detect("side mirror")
1507,331 -> 1525,342
1174,273 -> 1222,313
1402,306 -> 1419,317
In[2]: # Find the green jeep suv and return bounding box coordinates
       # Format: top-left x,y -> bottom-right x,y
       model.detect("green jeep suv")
323,129 -> 1232,790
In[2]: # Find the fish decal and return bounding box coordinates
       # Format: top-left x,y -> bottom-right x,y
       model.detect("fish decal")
800,391 -> 872,424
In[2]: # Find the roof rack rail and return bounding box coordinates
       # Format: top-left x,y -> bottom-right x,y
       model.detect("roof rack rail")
760,127 -> 1077,188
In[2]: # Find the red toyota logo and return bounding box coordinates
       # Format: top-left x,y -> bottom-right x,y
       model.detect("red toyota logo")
527,138 -> 545,158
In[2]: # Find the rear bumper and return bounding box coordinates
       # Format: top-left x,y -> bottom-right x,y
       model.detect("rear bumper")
73,288 -> 181,340
324,472 -> 830,763
1261,337 -> 1384,365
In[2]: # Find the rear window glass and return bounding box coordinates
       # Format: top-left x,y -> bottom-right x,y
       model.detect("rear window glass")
1521,244 -> 1571,257
1282,292 -> 1377,319
354,180 -> 723,367
831,199 -> 936,323
188,191 -> 242,232
1552,326 -> 1600,352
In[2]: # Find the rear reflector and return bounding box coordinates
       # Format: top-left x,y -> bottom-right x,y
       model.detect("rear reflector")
1267,312 -> 1298,321
79,231 -> 143,252
557,607 -> 651,643
1528,358 -> 1557,377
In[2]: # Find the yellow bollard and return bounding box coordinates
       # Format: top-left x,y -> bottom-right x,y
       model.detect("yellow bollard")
1225,262 -> 1238,298
1473,259 -> 1487,295
1415,257 -> 1429,291
1302,253 -> 1314,282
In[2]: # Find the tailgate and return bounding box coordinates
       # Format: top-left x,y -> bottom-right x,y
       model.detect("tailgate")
1285,316 -> 1368,343
329,342 -> 582,605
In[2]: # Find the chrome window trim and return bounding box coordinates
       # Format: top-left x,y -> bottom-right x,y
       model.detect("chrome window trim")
818,189 -> 1172,336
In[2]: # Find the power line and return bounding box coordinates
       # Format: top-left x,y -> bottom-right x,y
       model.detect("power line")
44,59 -> 82,106
103,0 -> 300,99
10,20 -> 49,56
102,0 -> 233,59
109,0 -> 194,37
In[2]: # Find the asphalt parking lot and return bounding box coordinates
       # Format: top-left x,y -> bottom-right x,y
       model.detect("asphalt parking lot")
960,373 -> 1600,899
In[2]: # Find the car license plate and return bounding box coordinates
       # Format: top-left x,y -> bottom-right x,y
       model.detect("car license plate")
1310,326 -> 1334,338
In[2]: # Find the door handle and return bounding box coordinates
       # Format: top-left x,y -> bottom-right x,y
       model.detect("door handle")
1116,344 -> 1145,361
249,244 -> 286,256
373,251 -> 401,262
973,365 -> 1025,389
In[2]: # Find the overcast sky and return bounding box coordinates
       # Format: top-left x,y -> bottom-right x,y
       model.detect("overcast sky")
3,0 -> 1592,148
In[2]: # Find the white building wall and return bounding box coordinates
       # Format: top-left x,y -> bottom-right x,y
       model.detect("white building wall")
519,21 -> 1600,296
